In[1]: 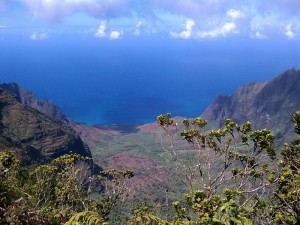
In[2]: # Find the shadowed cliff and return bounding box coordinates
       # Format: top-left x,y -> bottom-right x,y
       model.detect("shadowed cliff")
201,68 -> 300,140
0,89 -> 92,166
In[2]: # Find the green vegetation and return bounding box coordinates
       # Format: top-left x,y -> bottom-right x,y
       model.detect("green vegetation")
1,112 -> 300,224
0,152 -> 133,224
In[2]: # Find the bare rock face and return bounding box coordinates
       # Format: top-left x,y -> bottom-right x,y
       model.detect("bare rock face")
201,69 -> 300,137
0,89 -> 92,166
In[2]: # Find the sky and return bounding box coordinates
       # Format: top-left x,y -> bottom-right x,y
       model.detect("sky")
0,0 -> 300,40
0,1 -> 300,125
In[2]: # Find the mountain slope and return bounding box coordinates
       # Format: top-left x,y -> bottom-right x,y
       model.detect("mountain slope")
0,82 -> 67,122
201,69 -> 300,138
0,89 -> 92,166
0,82 -> 119,148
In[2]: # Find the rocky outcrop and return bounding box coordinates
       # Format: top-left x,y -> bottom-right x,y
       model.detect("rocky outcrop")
201,69 -> 300,138
0,89 -> 92,166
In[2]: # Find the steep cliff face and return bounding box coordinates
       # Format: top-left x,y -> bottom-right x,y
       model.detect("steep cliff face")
0,82 -> 117,148
0,89 -> 92,166
201,81 -> 269,123
201,69 -> 300,136
0,82 -> 67,122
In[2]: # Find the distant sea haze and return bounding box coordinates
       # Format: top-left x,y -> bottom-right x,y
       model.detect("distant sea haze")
1,36 -> 299,125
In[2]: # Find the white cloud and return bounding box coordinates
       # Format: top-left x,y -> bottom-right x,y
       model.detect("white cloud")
29,32 -> 48,40
249,13 -> 282,38
133,21 -> 142,36
253,31 -> 267,39
285,23 -> 295,39
197,22 -> 237,38
4,0 -> 299,39
154,1 -> 300,39
222,22 -> 237,33
94,21 -> 122,39
94,21 -> 107,38
170,19 -> 195,39
0,25 -> 7,28
227,9 -> 244,20
20,0 -> 131,22
150,0 -> 224,20
170,18 -> 238,39
110,30 -> 122,39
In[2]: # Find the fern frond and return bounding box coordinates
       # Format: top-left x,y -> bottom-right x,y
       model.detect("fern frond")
65,211 -> 107,225
130,214 -> 171,225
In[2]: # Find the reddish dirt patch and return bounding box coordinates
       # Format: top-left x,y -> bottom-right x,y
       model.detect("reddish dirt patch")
138,116 -> 185,132
138,122 -> 160,132
69,121 -> 121,147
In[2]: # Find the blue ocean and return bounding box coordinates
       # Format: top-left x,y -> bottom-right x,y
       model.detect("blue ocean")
1,35 -> 299,125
